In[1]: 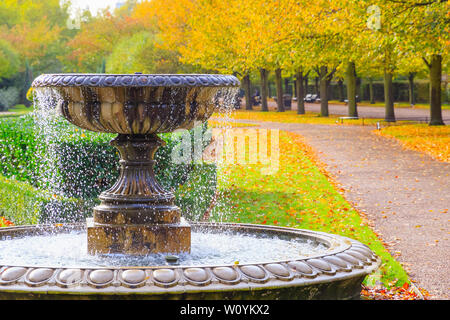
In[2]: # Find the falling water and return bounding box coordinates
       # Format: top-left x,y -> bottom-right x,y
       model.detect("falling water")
31,85 -> 240,225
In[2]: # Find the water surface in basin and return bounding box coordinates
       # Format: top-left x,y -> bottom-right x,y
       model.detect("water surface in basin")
0,230 -> 328,268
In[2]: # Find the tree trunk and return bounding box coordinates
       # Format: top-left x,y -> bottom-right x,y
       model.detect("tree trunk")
337,79 -> 345,102
319,66 -> 329,117
275,68 -> 284,112
346,61 -> 358,117
260,68 -> 269,112
384,70 -> 395,122
369,77 -> 375,104
296,71 -> 305,114
408,73 -> 415,106
429,54 -> 444,125
243,74 -> 252,110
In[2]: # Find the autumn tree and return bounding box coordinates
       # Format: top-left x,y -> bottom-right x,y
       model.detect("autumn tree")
65,9 -> 145,72
0,40 -> 20,79
388,0 -> 448,125
0,0 -> 70,105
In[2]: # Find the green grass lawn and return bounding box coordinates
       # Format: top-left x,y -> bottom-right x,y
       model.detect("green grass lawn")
211,129 -> 410,288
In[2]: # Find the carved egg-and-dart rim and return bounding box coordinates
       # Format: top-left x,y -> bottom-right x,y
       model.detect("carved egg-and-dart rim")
31,74 -> 241,88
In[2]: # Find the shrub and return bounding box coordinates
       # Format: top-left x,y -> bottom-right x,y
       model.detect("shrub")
0,174 -> 93,225
0,87 -> 20,110
26,87 -> 35,102
0,115 -> 208,198
175,163 -> 217,221
0,115 -> 39,184
0,115 -> 217,224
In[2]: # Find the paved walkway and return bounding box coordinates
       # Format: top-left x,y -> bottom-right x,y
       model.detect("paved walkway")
261,101 -> 450,121
229,118 -> 450,299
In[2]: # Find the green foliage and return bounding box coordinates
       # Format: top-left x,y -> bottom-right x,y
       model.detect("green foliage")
175,163 -> 217,221
106,31 -> 181,74
0,115 -> 203,198
0,174 -> 93,225
0,116 -> 39,184
0,115 -> 217,224
0,40 -> 19,80
0,175 -> 42,225
0,87 -> 20,111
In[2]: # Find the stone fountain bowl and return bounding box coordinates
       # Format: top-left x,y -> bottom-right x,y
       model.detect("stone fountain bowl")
32,74 -> 240,134
0,223 -> 380,300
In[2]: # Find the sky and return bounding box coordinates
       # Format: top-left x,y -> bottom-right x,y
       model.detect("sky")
67,0 -> 125,15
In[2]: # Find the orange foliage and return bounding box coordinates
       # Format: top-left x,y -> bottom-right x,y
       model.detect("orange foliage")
0,217 -> 13,227
133,0 -> 196,51
377,125 -> 450,163
66,13 -> 147,71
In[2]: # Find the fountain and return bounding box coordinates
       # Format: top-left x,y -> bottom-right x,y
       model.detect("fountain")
0,74 -> 380,299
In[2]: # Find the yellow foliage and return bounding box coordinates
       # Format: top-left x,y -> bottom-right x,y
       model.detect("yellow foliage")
377,125 -> 450,163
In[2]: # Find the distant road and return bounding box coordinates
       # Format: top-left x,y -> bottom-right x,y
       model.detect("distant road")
260,100 -> 450,121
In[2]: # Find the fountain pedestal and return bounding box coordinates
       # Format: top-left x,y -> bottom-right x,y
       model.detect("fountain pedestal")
87,134 -> 191,255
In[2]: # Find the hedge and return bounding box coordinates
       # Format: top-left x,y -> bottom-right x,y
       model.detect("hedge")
0,115 -> 210,197
0,115 -> 217,224
0,174 -> 92,225
175,163 -> 217,221
0,115 -> 40,185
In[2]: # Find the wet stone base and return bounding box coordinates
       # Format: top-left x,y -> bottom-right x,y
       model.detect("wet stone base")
86,218 -> 191,255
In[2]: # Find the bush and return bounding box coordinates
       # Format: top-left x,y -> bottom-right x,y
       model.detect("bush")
175,163 -> 217,221
0,115 -> 207,197
0,115 -> 39,184
0,175 -> 42,225
0,115 -> 217,224
0,87 -> 20,110
0,174 -> 92,225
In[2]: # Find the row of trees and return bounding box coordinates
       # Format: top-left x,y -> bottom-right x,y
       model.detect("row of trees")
141,0 -> 448,125
0,0 -> 447,125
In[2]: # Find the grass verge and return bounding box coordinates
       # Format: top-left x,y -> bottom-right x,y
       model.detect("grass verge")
211,129 -> 410,287
217,110 -> 381,126
0,104 -> 33,118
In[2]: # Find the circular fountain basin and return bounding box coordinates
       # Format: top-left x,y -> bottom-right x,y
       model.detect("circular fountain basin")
0,223 -> 380,300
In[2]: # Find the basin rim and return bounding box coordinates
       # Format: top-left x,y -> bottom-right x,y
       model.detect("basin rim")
32,74 -> 241,88
0,222 -> 380,298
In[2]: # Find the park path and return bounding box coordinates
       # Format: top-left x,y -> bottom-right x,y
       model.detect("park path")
226,118 -> 450,299
259,100 -> 450,121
